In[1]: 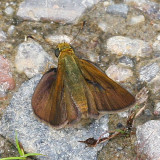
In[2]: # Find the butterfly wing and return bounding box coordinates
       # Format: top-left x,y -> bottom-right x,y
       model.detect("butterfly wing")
78,59 -> 135,114
32,65 -> 80,128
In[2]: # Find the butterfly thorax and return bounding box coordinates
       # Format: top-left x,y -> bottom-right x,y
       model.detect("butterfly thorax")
57,43 -> 89,118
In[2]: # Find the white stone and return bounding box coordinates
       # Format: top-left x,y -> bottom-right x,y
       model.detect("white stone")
128,15 -> 145,25
45,35 -> 73,44
105,64 -> 133,82
5,6 -> 14,15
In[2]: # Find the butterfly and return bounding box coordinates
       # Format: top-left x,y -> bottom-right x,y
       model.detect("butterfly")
31,42 -> 135,129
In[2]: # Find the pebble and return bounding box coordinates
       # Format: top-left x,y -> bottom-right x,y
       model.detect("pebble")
153,40 -> 160,54
98,22 -> 108,32
45,35 -> 73,44
106,4 -> 129,18
17,0 -> 101,23
7,25 -> 15,35
154,102 -> 160,116
0,30 -> 7,42
15,39 -> 55,78
105,64 -> 133,82
107,36 -> 152,58
136,120 -> 160,160
5,6 -> 14,15
119,56 -> 134,67
0,55 -> 15,100
0,75 -> 109,160
149,75 -> 160,96
128,15 -> 145,25
144,109 -> 152,116
118,111 -> 129,118
139,63 -> 159,82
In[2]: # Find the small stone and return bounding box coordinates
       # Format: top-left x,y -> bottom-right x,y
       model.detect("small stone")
119,56 -> 134,67
154,102 -> 160,116
105,64 -> 133,82
0,55 -> 15,100
98,22 -> 107,32
107,36 -> 152,58
136,120 -> 160,159
157,34 -> 160,41
144,109 -> 152,116
106,4 -> 128,18
5,6 -> 14,15
7,25 -> 15,35
153,40 -> 160,54
0,30 -> 7,42
118,111 -> 129,118
128,15 -> 145,25
139,63 -> 159,82
153,23 -> 160,31
15,39 -> 55,78
45,35 -> 73,44
149,75 -> 160,96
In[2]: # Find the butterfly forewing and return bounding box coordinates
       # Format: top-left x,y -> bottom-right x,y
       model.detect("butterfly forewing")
78,59 -> 135,113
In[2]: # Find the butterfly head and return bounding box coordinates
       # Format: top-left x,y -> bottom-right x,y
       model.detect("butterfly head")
55,43 -> 74,57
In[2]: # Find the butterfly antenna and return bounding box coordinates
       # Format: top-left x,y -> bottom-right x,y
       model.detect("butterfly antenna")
70,21 -> 86,44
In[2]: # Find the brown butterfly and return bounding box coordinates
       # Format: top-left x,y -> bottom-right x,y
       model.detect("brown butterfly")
32,42 -> 135,129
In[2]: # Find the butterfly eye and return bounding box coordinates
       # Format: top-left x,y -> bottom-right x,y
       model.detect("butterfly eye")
55,48 -> 60,57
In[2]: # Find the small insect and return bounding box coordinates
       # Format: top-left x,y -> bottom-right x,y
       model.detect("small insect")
31,42 -> 135,129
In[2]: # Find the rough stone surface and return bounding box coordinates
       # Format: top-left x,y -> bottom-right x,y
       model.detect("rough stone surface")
105,64 -> 133,82
17,0 -> 101,23
0,75 -> 109,160
15,39 -> 55,78
136,120 -> 160,160
107,36 -> 152,58
0,55 -> 15,100
139,63 -> 160,82
106,4 -> 128,18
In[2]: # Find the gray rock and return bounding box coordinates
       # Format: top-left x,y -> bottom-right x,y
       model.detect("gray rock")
107,36 -> 152,58
17,0 -> 101,23
15,39 -> 56,78
0,75 -> 109,160
106,4 -> 128,18
139,63 -> 160,82
136,120 -> 160,160
119,56 -> 134,67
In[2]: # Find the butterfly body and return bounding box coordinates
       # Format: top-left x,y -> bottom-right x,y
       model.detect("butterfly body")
32,43 -> 135,129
